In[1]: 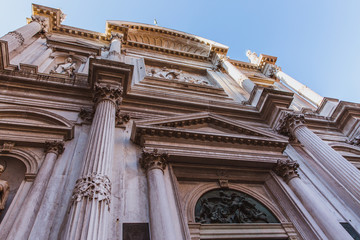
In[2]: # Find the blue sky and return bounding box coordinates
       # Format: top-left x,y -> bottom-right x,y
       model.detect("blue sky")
1,0 -> 359,103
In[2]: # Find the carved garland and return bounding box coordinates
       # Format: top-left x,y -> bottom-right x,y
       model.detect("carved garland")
72,172 -> 112,209
7,31 -> 25,45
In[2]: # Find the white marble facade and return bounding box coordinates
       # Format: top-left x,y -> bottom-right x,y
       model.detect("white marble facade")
0,4 -> 360,240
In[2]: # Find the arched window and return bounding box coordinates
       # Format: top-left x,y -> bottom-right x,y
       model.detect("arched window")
195,189 -> 279,224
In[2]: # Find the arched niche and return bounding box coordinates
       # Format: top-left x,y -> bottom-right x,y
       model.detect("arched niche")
0,156 -> 26,221
194,189 -> 279,224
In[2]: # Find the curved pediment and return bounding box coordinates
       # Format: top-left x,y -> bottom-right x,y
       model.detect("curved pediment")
0,106 -> 74,144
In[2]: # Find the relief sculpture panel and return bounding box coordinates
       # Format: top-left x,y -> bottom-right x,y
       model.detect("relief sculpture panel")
146,65 -> 211,86
195,189 -> 279,224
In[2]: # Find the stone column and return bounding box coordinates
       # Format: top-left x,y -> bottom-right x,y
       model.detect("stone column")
221,58 -> 255,94
277,112 -> 360,201
274,159 -> 352,240
0,15 -> 48,53
140,149 -> 176,240
63,84 -> 122,240
275,70 -> 323,107
6,141 -> 64,240
107,33 -> 123,61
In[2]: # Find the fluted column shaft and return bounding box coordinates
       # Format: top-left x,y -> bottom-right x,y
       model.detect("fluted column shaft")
6,141 -> 64,240
0,16 -> 47,53
140,149 -> 176,240
63,84 -> 122,240
274,160 -> 352,240
294,124 -> 360,200
107,33 -> 123,61
221,58 -> 255,94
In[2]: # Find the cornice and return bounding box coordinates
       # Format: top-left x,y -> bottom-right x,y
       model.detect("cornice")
228,59 -> 260,71
30,4 -> 228,61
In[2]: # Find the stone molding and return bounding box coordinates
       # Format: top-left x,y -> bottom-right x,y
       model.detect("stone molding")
71,172 -> 112,209
7,31 -> 25,45
140,149 -> 169,172
273,159 -> 300,183
93,83 -> 123,107
44,140 -> 64,155
276,112 -> 305,139
0,142 -> 15,153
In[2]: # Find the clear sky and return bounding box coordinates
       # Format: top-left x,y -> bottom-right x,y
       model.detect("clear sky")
1,0 -> 359,103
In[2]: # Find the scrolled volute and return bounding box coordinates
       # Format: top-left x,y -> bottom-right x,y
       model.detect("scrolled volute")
140,149 -> 169,172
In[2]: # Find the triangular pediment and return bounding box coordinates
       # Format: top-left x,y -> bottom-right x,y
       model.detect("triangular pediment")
131,113 -> 288,148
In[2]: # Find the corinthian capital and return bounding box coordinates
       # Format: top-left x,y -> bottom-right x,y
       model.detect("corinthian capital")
110,32 -> 124,42
276,112 -> 305,138
44,140 -> 64,155
93,83 -> 123,107
273,159 -> 300,182
31,15 -> 49,33
140,149 -> 169,172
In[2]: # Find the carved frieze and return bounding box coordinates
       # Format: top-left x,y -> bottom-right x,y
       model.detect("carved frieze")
93,83 -> 123,107
195,189 -> 279,224
146,66 -> 211,86
276,112 -> 305,139
139,149 -> 169,172
72,173 -> 112,209
44,140 -> 64,156
273,159 -> 300,182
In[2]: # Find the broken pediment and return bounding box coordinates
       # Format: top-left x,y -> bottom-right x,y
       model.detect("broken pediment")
131,112 -> 288,149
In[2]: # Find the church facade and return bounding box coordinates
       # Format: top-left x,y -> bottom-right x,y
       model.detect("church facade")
0,4 -> 360,240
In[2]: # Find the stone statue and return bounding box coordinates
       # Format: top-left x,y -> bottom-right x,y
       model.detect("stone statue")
246,50 -> 259,65
0,164 -> 10,211
51,57 -> 76,77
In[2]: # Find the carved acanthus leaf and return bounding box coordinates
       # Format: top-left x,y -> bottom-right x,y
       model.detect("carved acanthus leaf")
140,149 -> 169,172
115,109 -> 130,126
276,112 -> 305,139
93,83 -> 123,107
79,107 -> 94,122
44,140 -> 64,155
273,159 -> 300,182
72,173 -> 112,209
